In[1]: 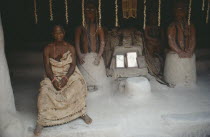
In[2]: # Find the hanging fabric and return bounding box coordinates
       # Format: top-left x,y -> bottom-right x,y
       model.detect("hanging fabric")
202,0 -> 205,11
158,0 -> 161,27
115,0 -> 119,27
65,0 -> 69,24
188,0 -> 192,25
143,0 -> 147,30
122,0 -> 137,19
49,0 -> 53,21
34,0 -> 38,24
82,0 -> 85,27
206,0 -> 210,24
98,0 -> 102,27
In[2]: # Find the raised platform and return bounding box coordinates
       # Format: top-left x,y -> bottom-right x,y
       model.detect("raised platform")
7,48 -> 210,137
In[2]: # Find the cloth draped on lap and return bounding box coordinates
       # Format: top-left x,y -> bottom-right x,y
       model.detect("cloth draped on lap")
77,52 -> 107,87
164,52 -> 196,86
37,51 -> 87,126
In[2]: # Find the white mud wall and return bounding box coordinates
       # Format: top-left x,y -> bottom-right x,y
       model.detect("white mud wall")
0,14 -> 24,137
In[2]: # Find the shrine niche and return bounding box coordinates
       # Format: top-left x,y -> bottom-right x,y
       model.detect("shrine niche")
104,28 -> 143,69
104,27 -> 147,79
107,46 -> 147,79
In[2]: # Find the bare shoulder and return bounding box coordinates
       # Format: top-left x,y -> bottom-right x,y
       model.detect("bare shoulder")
66,43 -> 75,53
44,43 -> 54,54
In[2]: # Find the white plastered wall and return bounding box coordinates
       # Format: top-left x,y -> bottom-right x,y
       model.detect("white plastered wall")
0,14 -> 24,137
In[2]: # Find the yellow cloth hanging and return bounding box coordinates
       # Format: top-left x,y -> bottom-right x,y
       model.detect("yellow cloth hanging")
122,0 -> 137,19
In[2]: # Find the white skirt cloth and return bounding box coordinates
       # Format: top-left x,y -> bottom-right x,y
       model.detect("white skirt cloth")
78,53 -> 107,88
164,51 -> 196,86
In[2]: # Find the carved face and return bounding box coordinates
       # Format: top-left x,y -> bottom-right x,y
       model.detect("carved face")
174,2 -> 187,20
52,26 -> 65,42
85,3 -> 96,19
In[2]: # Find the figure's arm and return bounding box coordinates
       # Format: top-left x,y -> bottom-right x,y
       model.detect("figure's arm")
75,26 -> 82,57
59,45 -> 76,88
93,27 -> 105,65
98,27 -> 105,57
189,24 -> 196,54
167,24 -> 182,54
43,46 -> 54,80
43,45 -> 60,90
66,45 -> 76,78
75,26 -> 85,64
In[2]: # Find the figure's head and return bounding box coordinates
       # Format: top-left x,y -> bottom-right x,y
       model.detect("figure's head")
52,25 -> 65,42
174,1 -> 187,21
85,2 -> 97,20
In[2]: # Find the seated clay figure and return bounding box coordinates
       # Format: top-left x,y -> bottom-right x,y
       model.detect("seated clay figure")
164,1 -> 196,86
75,2 -> 107,91
34,25 -> 92,136
167,2 -> 196,58
145,15 -> 163,57
144,14 -> 164,76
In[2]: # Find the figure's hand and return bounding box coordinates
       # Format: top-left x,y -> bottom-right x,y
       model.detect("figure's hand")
185,50 -> 193,58
178,53 -> 183,58
52,80 -> 61,91
179,52 -> 186,58
79,54 -> 85,64
59,77 -> 68,89
178,51 -> 192,58
93,55 -> 101,66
